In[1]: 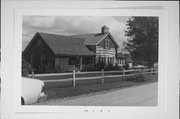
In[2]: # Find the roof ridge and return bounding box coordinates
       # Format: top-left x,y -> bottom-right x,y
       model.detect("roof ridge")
38,32 -> 86,41
38,32 -> 69,37
71,33 -> 103,36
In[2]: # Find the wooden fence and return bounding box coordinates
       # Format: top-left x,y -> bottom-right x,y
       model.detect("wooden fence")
29,68 -> 158,87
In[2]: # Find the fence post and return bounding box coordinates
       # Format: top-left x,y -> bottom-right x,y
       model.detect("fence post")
73,69 -> 76,87
32,71 -> 34,78
102,69 -> 104,85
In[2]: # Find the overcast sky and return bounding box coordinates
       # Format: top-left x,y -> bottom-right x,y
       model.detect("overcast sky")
22,16 -> 130,51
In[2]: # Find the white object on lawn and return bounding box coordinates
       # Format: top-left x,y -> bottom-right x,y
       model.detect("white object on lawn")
21,77 -> 47,105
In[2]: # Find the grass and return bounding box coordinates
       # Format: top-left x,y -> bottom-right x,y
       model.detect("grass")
44,74 -> 158,100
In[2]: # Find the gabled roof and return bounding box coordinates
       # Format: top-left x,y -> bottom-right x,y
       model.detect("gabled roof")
71,33 -> 109,45
71,33 -> 119,47
37,32 -> 95,56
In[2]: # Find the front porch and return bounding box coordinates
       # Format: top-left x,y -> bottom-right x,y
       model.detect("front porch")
65,56 -> 95,72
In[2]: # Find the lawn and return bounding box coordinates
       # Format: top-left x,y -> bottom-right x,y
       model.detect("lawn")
43,74 -> 158,100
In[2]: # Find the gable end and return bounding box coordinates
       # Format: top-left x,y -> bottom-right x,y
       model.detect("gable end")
23,32 -> 55,56
97,33 -> 119,48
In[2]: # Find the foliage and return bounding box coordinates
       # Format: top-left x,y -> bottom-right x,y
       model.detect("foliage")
124,17 -> 158,68
22,57 -> 33,76
123,63 -> 130,70
94,62 -> 123,71
126,72 -> 145,82
105,64 -> 123,71
94,62 -> 106,71
54,65 -> 63,73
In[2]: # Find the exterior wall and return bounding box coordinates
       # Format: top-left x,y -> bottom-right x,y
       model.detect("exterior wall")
95,35 -> 117,66
55,57 -> 69,72
98,35 -> 116,49
23,35 -> 55,73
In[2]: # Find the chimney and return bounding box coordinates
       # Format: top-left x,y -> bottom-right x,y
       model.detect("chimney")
101,25 -> 109,34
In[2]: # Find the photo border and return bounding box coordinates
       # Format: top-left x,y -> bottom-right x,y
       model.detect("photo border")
15,8 -> 167,113
1,1 -> 179,119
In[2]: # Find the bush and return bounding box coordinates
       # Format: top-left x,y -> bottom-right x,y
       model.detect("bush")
54,66 -> 66,73
22,58 -> 33,76
126,72 -> 145,82
123,63 -> 130,70
82,65 -> 95,72
104,64 -> 123,71
93,62 -> 105,71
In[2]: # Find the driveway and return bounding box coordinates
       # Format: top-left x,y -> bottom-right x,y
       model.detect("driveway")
38,82 -> 158,106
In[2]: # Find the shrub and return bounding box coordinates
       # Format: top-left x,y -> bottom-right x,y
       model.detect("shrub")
94,62 -> 105,71
123,63 -> 130,70
22,58 -> 33,76
54,66 -> 64,73
105,64 -> 123,71
126,72 -> 145,82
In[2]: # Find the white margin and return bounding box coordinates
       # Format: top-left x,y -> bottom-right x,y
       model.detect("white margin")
1,1 -> 179,119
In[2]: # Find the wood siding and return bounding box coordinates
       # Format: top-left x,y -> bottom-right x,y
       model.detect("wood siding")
23,33 -> 119,73
23,35 -> 55,73
55,57 -> 69,72
95,35 -> 117,65
98,35 -> 116,49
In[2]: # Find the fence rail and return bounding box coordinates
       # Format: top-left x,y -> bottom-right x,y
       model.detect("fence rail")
29,68 -> 158,87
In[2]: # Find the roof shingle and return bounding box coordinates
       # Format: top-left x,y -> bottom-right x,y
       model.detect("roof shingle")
38,32 -> 95,56
71,33 -> 109,45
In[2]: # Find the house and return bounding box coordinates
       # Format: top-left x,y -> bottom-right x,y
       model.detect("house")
117,53 -> 133,69
23,26 -> 119,73
117,53 -> 127,67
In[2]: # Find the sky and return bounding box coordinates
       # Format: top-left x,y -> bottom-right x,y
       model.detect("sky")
22,16 -> 130,51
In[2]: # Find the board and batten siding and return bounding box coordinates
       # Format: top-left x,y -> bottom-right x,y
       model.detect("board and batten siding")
55,57 -> 69,72
23,35 -> 55,73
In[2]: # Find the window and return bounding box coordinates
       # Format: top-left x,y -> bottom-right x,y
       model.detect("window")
105,40 -> 110,49
110,57 -> 112,64
112,57 -> 114,64
98,57 -> 101,63
104,57 -> 106,63
107,57 -> 110,64
99,57 -> 103,64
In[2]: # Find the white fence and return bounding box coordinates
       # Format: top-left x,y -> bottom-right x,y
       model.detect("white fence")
30,68 -> 158,87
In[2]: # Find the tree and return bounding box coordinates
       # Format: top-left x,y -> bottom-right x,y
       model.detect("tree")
124,17 -> 158,68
